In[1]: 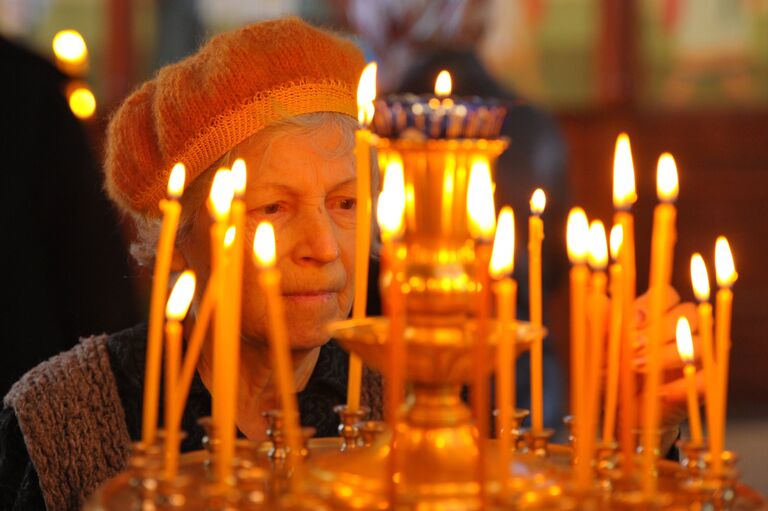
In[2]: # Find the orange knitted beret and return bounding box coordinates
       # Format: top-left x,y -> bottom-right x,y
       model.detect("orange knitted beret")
105,17 -> 364,218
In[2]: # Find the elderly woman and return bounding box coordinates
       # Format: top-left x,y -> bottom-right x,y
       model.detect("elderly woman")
0,15 -> 698,511
0,18 -> 380,511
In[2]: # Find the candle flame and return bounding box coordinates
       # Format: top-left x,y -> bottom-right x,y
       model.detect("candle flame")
489,206 -> 515,279
588,220 -> 608,271
224,226 -> 236,248
613,133 -> 637,209
715,236 -> 737,287
377,156 -> 406,241
467,157 -> 496,241
656,153 -> 679,202
435,70 -> 452,97
609,224 -> 623,262
208,168 -> 234,221
231,158 -> 247,196
566,207 -> 589,265
690,253 -> 710,302
675,316 -> 694,364
165,270 -> 196,320
68,86 -> 96,120
167,163 -> 186,199
52,29 -> 87,64
357,62 -> 377,126
530,188 -> 546,215
253,222 -> 276,268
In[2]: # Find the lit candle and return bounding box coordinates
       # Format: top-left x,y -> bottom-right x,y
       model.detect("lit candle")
566,207 -> 589,461
675,317 -> 703,447
612,133 -> 638,468
467,156 -> 496,504
528,189 -> 546,433
207,168 -> 234,482
348,62 -> 377,412
376,157 -> 406,505
490,206 -> 516,489
143,162 -> 185,445
603,224 -> 624,444
690,254 -> 717,457
252,222 -> 304,487
642,153 -> 679,496
712,236 -> 737,475
175,265 -> 219,414
579,221 -> 608,489
163,270 -> 195,478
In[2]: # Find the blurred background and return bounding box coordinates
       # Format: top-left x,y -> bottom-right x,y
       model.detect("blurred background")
1,0 -> 766,493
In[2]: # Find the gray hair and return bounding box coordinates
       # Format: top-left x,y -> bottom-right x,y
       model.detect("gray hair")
129,111 -> 366,268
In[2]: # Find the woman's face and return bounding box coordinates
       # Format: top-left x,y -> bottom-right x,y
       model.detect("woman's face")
183,121 -> 357,351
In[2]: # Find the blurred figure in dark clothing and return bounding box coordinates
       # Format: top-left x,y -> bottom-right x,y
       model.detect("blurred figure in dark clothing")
0,36 -> 139,398
346,0 -> 570,428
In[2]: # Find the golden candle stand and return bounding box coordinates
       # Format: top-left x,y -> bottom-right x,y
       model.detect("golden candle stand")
84,130 -> 766,510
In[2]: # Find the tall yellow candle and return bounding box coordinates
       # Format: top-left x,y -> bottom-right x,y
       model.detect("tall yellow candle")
675,317 -> 703,446
207,168 -> 234,482
176,266 -> 219,415
528,189 -> 545,433
163,271 -> 195,479
712,236 -> 737,475
603,224 -> 623,444
253,222 -> 305,488
216,160 -> 247,485
376,155 -> 407,505
348,62 -> 377,412
490,206 -> 516,489
642,153 -> 679,496
566,208 -> 589,469
467,156 -> 497,506
143,162 -> 185,445
612,133 -> 638,469
690,254 -> 717,456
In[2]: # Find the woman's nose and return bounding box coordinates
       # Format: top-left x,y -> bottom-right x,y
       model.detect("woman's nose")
293,206 -> 341,265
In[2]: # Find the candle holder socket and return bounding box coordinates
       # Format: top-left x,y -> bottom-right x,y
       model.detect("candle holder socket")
522,427 -> 556,458
333,404 -> 370,450
357,420 -> 387,447
300,426 -> 317,459
262,409 -> 287,461
594,441 -> 620,492
493,408 -> 530,452
562,415 -> 575,445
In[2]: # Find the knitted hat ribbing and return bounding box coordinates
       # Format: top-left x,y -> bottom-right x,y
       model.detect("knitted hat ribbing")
105,17 -> 364,218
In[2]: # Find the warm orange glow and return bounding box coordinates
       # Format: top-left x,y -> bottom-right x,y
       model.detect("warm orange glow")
489,206 -> 515,279
253,222 -> 276,268
165,270 -> 196,320
566,207 -> 589,264
208,169 -> 234,221
612,133 -> 637,209
377,155 -> 406,241
231,158 -> 247,196
52,29 -> 87,64
588,220 -> 608,271
715,236 -> 737,287
675,316 -> 695,364
656,153 -> 679,202
68,87 -> 96,119
357,62 -> 377,126
690,253 -> 711,302
609,224 -> 623,262
530,188 -> 546,216
435,70 -> 452,97
167,163 -> 186,199
466,157 -> 496,241
224,226 -> 236,248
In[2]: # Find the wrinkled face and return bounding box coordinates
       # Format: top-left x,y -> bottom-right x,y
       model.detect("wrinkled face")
183,120 -> 356,350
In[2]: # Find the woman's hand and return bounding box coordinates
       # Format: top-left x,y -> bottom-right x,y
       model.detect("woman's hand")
631,286 -> 702,455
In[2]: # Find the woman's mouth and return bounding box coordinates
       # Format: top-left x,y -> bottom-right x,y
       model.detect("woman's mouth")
282,291 -> 337,304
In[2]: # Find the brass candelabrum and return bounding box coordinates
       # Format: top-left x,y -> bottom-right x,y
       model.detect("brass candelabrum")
85,132 -> 765,511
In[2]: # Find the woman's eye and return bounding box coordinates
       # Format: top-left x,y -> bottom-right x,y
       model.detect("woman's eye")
337,198 -> 356,210
262,203 -> 281,214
